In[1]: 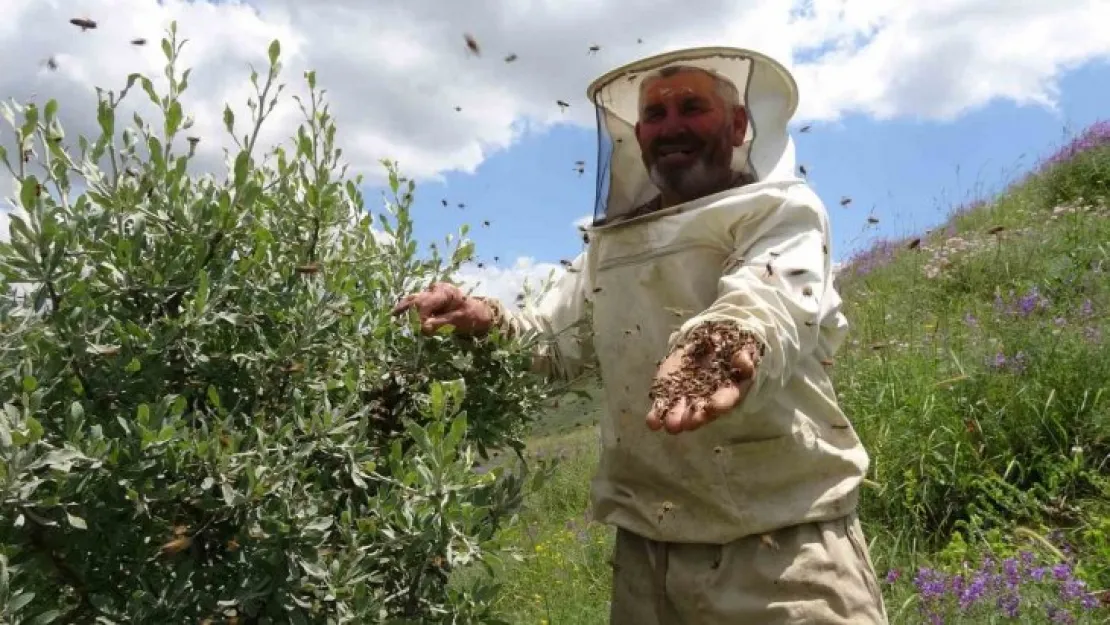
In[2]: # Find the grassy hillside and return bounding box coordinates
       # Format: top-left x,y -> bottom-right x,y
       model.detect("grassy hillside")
461,120 -> 1110,624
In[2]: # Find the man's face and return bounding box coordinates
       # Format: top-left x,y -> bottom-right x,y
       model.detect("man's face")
634,69 -> 748,204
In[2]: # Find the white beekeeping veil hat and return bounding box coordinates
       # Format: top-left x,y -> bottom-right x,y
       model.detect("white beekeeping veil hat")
586,46 -> 800,226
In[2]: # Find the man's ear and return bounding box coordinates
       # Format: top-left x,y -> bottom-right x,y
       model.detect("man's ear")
730,106 -> 748,147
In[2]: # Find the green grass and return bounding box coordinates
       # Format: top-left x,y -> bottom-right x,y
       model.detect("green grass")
460,122 -> 1110,624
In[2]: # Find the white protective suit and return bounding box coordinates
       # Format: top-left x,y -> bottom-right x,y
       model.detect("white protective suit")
485,46 -> 885,624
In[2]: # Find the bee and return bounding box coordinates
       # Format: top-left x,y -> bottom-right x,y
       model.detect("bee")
592,287 -> 602,293
494,256 -> 500,262
131,38 -> 146,46
801,285 -> 813,297
798,164 -> 807,177
907,238 -> 921,249
463,33 -> 481,56
764,262 -> 774,277
787,268 -> 806,277
637,38 -> 643,44
840,196 -> 852,206
441,199 -> 448,207
987,225 -> 1005,235
820,358 -> 834,367
588,44 -> 601,55
295,262 -> 319,275
867,216 -> 879,224
870,342 -> 889,350
799,125 -> 812,133
556,100 -> 570,111
70,17 -> 97,31
560,259 -> 572,267
159,535 -> 192,557
454,106 -> 462,112
482,220 -> 490,227
457,202 -> 465,209
504,53 -> 517,63
281,362 -> 305,374
45,56 -> 58,71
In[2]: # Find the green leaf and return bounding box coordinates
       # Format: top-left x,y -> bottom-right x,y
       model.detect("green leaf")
234,150 -> 249,186
161,37 -> 173,61
30,609 -> 61,624
268,39 -> 281,66
21,376 -> 37,392
66,511 -> 87,530
9,591 -> 35,613
207,385 -> 221,409
223,104 -> 235,134
96,98 -> 114,138
69,401 -> 84,421
165,100 -> 182,137
194,269 -> 209,316
19,176 -> 39,210
136,404 -> 150,426
44,99 -> 58,121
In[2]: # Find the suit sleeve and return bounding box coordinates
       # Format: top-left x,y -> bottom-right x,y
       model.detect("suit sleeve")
479,251 -> 595,384
667,188 -> 850,413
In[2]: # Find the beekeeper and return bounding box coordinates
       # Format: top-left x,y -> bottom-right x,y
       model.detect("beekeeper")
393,46 -> 887,624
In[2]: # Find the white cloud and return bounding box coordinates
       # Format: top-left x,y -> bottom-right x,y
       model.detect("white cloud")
1,0 -> 1107,198
455,256 -> 565,308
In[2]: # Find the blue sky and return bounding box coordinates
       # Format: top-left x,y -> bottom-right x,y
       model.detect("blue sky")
4,0 -> 1110,306
393,59 -> 1110,274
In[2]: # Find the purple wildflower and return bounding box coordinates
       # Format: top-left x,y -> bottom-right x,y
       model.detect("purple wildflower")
1052,563 -> 1072,581
964,312 -> 979,328
885,568 -> 901,584
915,567 -> 948,601
1084,326 -> 1102,343
997,592 -> 1021,618
1080,299 -> 1094,318
1039,119 -> 1110,170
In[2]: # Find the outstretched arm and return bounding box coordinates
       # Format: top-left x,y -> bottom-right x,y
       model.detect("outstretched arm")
647,187 -> 849,433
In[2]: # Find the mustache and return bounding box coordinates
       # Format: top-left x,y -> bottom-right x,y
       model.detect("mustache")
650,134 -> 704,154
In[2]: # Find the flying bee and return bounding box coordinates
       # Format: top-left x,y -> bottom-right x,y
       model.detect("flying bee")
131,38 -> 147,46
907,238 -> 921,250
588,44 -> 600,55
463,33 -> 481,56
867,216 -> 879,224
504,53 -> 517,63
70,17 -> 97,31
840,196 -> 852,206
556,100 -> 570,111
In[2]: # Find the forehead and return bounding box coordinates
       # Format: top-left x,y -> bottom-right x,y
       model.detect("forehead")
639,70 -> 720,109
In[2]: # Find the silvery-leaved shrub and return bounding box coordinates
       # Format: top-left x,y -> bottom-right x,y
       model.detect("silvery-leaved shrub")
0,23 -> 554,625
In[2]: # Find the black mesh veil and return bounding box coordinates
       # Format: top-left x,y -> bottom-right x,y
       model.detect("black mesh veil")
587,47 -> 800,226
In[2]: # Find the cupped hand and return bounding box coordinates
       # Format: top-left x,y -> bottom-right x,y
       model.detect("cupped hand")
646,324 -> 762,434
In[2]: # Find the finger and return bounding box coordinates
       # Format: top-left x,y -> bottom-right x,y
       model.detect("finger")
730,347 -> 757,381
684,399 -> 712,431
664,398 -> 693,434
646,398 -> 669,431
391,294 -> 417,316
706,383 -> 743,416
421,309 -> 471,335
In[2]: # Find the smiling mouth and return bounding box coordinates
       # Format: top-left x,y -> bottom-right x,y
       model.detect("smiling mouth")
655,144 -> 698,157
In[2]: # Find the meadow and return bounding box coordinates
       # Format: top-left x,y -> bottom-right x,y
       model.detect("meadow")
463,121 -> 1110,624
